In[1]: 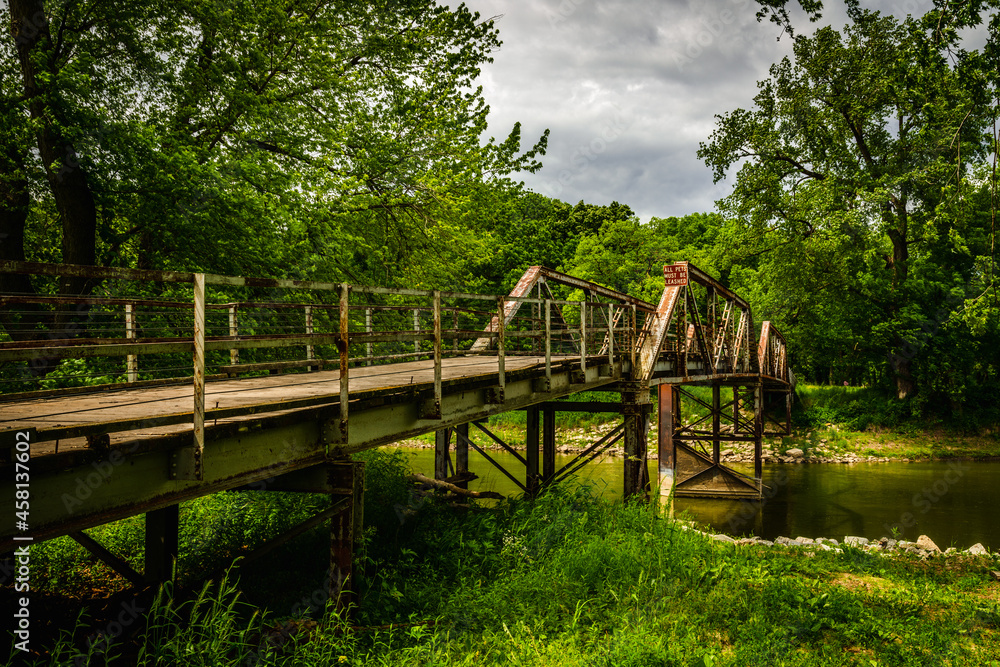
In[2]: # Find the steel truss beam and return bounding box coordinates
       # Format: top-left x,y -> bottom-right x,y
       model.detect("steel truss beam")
657,379 -> 766,503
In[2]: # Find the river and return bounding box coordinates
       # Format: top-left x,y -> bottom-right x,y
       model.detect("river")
388,446 -> 996,550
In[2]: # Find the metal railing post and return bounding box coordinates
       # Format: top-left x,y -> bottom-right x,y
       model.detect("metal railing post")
544,298 -> 552,384
580,300 -> 587,375
413,308 -> 421,355
365,307 -> 373,366
497,295 -> 505,399
630,304 -> 637,371
305,305 -> 314,367
608,304 -> 614,368
173,272 -> 206,481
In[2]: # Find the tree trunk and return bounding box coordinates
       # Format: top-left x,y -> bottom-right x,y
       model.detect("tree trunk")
11,0 -> 98,298
0,143 -> 47,342
886,216 -> 915,400
891,352 -> 916,400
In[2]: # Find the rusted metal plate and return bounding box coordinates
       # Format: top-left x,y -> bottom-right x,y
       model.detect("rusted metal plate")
636,285 -> 683,381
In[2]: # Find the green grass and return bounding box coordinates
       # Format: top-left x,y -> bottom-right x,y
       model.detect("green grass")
763,384 -> 1000,460
11,450 -> 1000,665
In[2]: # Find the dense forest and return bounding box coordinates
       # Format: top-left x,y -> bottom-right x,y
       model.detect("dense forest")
2,0 -> 1000,425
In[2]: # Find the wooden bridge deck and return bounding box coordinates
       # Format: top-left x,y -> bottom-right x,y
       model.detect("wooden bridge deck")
2,355 -> 573,459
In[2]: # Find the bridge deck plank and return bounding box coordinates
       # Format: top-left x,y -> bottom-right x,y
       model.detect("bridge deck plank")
1,355 -> 565,458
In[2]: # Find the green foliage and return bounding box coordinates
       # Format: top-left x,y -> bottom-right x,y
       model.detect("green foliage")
794,384 -> 911,430
568,212 -> 725,303
1,0 -> 548,289
464,193 -> 637,295
699,6 -> 1000,418
25,482 -> 1000,664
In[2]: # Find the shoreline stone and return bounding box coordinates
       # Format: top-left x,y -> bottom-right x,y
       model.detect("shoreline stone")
678,523 -> 995,560
916,534 -> 941,553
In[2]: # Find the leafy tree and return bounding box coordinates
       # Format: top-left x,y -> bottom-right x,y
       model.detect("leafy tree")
568,212 -> 725,303
699,7 -> 993,404
1,0 -> 546,301
464,191 -> 634,294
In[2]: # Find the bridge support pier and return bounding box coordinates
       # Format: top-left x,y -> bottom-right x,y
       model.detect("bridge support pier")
435,428 -> 451,481
526,407 -> 540,496
657,384 -> 679,512
455,423 -> 470,489
242,461 -> 365,612
435,424 -> 475,489
328,461 -> 364,612
145,504 -> 179,584
657,381 -> 762,500
621,382 -> 651,500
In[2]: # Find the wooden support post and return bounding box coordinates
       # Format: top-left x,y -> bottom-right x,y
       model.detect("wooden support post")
579,300 -> 587,375
542,407 -> 556,484
338,283 -> 350,445
657,384 -> 678,513
125,303 -> 137,383
754,382 -> 764,482
145,504 -> 179,584
455,423 -> 469,489
305,305 -> 315,369
434,428 -> 451,481
622,381 -> 650,500
228,304 -> 239,367
526,406 -> 540,496
712,383 -> 721,465
365,307 -> 373,366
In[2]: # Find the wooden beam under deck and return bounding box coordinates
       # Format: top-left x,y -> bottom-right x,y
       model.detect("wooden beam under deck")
0,355 -> 622,552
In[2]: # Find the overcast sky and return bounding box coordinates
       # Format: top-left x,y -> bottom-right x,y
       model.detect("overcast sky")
466,0 -> 933,221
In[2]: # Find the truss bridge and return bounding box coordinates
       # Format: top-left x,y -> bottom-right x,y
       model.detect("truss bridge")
0,260 -> 792,601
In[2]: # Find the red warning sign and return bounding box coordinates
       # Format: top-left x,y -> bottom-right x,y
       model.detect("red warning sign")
663,263 -> 688,286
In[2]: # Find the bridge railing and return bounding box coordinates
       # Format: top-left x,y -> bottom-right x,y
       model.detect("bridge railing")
471,265 -> 656,373
0,261 -> 644,476
636,262 -> 757,380
758,321 -> 793,385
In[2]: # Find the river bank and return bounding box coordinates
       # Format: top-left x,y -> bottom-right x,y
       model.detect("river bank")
16,479 -> 1000,665
396,420 -> 1000,464
12,448 -> 1000,664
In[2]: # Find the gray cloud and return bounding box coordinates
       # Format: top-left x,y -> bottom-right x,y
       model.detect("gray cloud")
470,0 -> 935,220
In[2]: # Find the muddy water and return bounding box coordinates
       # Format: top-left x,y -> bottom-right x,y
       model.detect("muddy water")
388,447 -> 997,550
